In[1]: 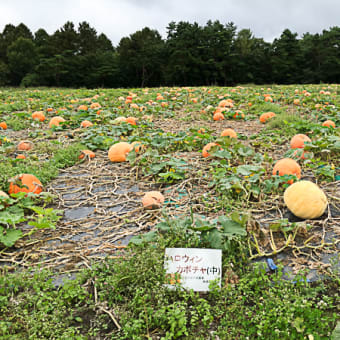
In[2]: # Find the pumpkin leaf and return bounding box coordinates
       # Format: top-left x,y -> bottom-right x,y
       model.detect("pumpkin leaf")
218,216 -> 247,236
0,226 -> 22,247
202,228 -> 223,249
0,206 -> 25,226
236,165 -> 263,176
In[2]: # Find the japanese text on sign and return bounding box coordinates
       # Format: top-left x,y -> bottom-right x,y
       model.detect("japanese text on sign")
164,248 -> 222,292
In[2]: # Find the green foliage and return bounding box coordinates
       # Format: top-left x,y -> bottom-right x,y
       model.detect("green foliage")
0,192 -> 62,247
1,214 -> 338,338
130,212 -> 247,262
0,142 -> 85,191
2,21 -> 340,86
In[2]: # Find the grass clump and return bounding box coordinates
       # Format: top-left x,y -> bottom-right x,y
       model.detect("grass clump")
266,112 -> 308,129
0,142 -> 85,191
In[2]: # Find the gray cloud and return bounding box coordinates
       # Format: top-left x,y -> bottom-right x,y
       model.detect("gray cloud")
0,0 -> 338,45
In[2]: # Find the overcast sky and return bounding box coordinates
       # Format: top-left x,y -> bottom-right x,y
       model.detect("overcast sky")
1,0 -> 339,46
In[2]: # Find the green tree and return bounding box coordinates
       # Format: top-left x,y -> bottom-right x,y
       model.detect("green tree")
7,37 -> 37,85
117,27 -> 165,87
319,27 -> 340,83
165,21 -> 204,85
271,29 -> 303,84
201,20 -> 236,85
78,21 -> 98,55
165,21 -> 236,86
232,29 -> 255,83
0,60 -> 10,85
300,33 -> 322,83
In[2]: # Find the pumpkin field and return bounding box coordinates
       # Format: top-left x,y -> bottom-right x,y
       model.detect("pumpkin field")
0,85 -> 339,339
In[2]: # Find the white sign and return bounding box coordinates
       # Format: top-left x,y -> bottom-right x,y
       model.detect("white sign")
164,248 -> 222,292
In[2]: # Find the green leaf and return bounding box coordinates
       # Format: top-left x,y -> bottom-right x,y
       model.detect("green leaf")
218,216 -> 247,236
202,228 -> 223,248
238,146 -> 254,157
156,222 -> 171,232
0,226 -> 23,247
211,149 -> 232,159
0,206 -> 25,225
236,165 -> 263,176
129,236 -> 143,245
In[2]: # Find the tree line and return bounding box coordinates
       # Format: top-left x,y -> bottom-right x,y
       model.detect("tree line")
0,20 -> 339,88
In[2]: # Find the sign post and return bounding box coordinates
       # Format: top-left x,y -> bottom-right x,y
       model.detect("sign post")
164,248 -> 222,292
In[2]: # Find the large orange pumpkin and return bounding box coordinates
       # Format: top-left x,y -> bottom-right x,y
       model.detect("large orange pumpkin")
142,191 -> 164,209
113,116 -> 128,124
77,105 -> 88,111
90,102 -> 101,109
213,112 -> 225,121
126,117 -> 137,125
272,158 -> 301,184
131,141 -> 145,152
290,134 -> 311,149
221,128 -> 237,138
8,174 -> 43,195
259,112 -> 276,123
322,120 -> 335,128
17,141 -> 33,151
218,99 -> 234,108
79,150 -> 95,159
80,120 -> 93,128
108,142 -> 133,162
32,111 -> 45,122
233,110 -> 245,119
0,122 -> 7,130
49,116 -> 65,128
202,142 -> 220,158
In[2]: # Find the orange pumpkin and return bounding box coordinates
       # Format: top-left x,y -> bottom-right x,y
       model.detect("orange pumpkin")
213,112 -> 225,121
32,111 -> 45,122
272,158 -> 301,184
108,142 -> 133,162
202,142 -> 220,158
79,150 -> 95,159
290,134 -> 311,149
233,110 -> 245,119
16,154 -> 26,160
90,102 -> 101,109
142,191 -> 164,209
221,128 -> 237,138
17,141 -> 33,151
218,99 -> 234,108
0,122 -> 7,130
77,105 -> 88,111
8,174 -> 43,195
80,120 -> 93,128
131,141 -> 144,152
126,117 -> 137,125
259,112 -> 276,123
49,116 -> 65,128
322,120 -> 335,128
130,103 -> 139,109
113,116 -> 128,124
